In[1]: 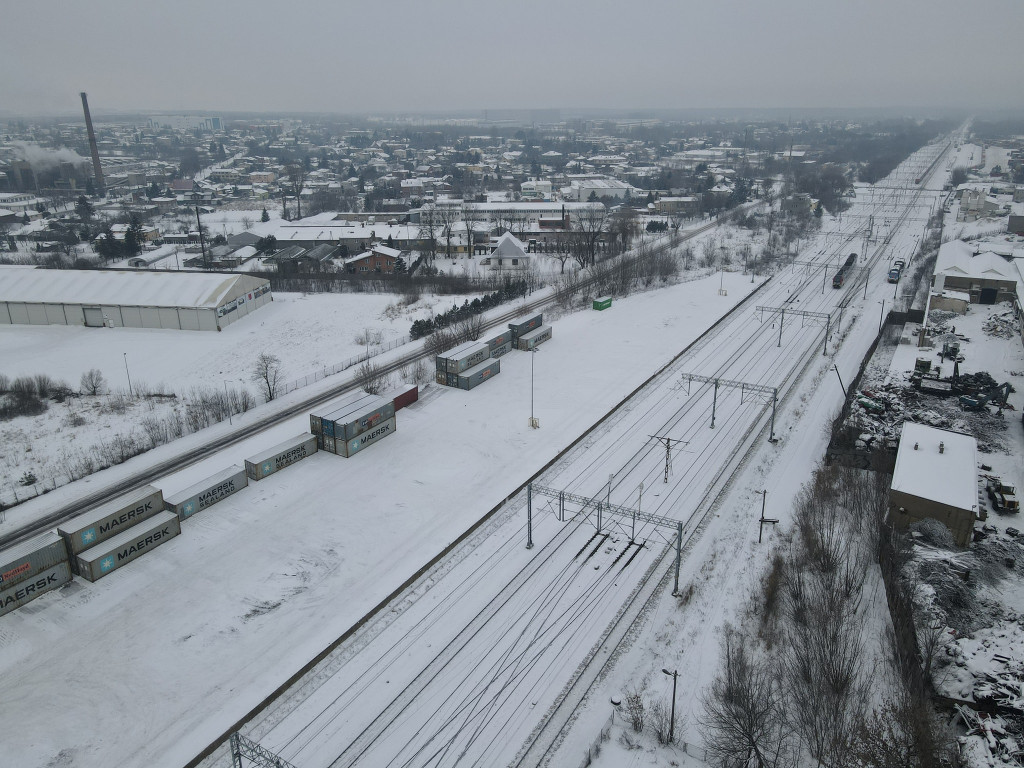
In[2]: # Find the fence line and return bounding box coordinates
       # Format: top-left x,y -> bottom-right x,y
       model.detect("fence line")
276,334 -> 412,398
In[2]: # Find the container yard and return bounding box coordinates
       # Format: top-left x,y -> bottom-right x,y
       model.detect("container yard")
57,486 -> 165,560
75,511 -> 181,583
245,434 -> 318,481
164,466 -> 248,521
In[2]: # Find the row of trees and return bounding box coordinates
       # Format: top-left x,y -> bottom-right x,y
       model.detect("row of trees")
698,465 -> 952,767
408,278 -> 529,340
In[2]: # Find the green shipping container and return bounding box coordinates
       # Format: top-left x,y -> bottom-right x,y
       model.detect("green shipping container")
593,296 -> 612,311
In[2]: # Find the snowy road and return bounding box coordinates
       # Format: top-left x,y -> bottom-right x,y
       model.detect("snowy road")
207,143 -> 952,767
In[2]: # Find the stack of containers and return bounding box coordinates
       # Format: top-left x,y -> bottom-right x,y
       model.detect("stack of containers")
75,511 -> 180,583
313,394 -> 397,458
0,531 -> 72,616
483,328 -> 514,359
508,313 -> 543,347
312,392 -> 378,452
517,324 -> 553,351
435,340 -> 490,386
245,434 -> 318,480
58,485 -> 175,582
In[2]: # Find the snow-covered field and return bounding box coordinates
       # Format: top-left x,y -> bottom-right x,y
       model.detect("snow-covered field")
0,268 -> 756,768
0,291 -> 446,507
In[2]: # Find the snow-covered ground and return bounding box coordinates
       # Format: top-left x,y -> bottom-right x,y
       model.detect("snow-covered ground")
0,268 -> 756,768
0,291 -> 448,508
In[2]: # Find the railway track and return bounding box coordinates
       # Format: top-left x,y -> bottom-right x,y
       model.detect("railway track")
189,142 -> 951,767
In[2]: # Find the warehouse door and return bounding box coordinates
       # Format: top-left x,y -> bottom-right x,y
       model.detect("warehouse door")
83,307 -> 105,327
979,288 -> 997,304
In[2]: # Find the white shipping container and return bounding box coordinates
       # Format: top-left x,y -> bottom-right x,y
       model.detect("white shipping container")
76,511 -> 181,583
0,531 -> 68,590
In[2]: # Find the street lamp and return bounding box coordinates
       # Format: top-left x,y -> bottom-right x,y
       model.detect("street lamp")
661,668 -> 678,743
529,348 -> 540,429
123,352 -> 133,398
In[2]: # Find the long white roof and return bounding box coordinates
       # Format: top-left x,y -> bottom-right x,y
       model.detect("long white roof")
935,240 -> 1015,280
892,422 -> 977,513
0,267 -> 265,309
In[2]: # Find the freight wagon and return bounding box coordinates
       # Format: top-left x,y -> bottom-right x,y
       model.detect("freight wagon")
164,465 -> 248,521
517,324 -> 552,351
509,313 -> 543,345
58,485 -> 165,560
245,434 -> 317,481
76,511 -> 181,582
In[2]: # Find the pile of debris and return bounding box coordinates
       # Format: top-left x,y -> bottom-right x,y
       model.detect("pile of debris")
984,310 -> 1021,340
957,705 -> 1024,767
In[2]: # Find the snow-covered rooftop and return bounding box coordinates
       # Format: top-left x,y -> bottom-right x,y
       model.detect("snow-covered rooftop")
0,267 -> 266,309
892,422 -> 978,513
935,240 -> 1016,281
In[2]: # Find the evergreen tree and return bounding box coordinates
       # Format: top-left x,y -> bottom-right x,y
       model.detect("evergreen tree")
393,256 -> 407,274
261,208 -> 270,222
74,195 -> 95,221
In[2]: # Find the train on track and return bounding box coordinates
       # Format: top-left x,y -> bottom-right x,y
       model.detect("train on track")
831,252 -> 858,288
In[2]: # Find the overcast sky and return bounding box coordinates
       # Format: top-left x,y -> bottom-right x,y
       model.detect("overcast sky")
3,0 -> 1022,118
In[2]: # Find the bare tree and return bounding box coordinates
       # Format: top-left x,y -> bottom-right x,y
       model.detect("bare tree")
437,204 -> 461,259
79,368 -> 106,396
571,205 -> 608,267
354,359 -> 391,395
461,203 -> 480,258
251,352 -> 283,402
287,164 -> 307,220
700,626 -> 793,768
418,205 -> 439,263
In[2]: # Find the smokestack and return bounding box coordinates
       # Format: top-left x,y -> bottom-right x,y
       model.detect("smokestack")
80,92 -> 105,196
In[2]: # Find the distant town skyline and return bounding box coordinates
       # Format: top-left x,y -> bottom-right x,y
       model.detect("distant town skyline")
2,0 -> 1022,118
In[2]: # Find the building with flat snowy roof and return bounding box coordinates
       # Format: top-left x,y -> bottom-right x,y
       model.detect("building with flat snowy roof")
889,422 -> 979,547
0,267 -> 271,331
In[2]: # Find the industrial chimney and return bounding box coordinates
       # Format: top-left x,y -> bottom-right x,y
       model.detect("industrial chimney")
80,92 -> 105,196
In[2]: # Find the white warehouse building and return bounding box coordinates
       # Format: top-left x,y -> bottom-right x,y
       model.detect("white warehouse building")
0,267 -> 272,331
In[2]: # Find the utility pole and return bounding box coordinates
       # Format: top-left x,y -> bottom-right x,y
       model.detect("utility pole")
196,205 -> 207,269
649,435 -> 689,483
756,489 -> 778,543
123,352 -> 133,398
662,669 -> 678,744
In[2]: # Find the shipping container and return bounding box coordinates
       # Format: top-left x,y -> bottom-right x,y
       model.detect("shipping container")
322,435 -> 337,454
311,392 -> 379,436
443,341 -> 490,374
593,296 -> 612,311
457,358 -> 501,390
76,511 -> 181,583
509,313 -> 543,344
0,531 -> 69,590
340,417 -> 396,457
483,329 -> 513,351
436,370 -> 448,385
517,324 -> 553,351
164,465 -> 248,522
435,357 -> 448,375
58,485 -> 165,559
245,434 -> 318,481
488,340 -> 513,359
386,384 -> 419,411
0,561 -> 72,617
325,395 -> 395,440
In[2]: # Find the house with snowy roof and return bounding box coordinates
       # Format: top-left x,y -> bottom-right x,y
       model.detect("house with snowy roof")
933,240 -> 1018,305
481,232 -> 530,271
